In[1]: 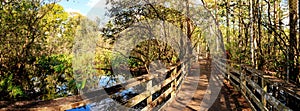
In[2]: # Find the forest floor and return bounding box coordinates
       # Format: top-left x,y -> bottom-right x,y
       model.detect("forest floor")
161,59 -> 251,111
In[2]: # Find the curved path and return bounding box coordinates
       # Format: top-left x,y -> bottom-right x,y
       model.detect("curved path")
161,59 -> 251,111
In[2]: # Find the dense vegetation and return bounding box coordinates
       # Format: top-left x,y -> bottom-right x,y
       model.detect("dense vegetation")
0,0 -> 82,100
0,0 -> 299,101
204,0 -> 300,83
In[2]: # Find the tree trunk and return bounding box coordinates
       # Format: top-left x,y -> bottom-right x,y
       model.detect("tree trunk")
288,0 -> 297,82
226,0 -> 230,44
250,0 -> 256,67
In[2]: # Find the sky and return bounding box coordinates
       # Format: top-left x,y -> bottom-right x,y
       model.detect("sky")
58,0 -> 109,20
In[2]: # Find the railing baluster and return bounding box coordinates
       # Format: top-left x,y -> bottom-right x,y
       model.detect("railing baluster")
147,79 -> 153,109
241,67 -> 246,97
171,66 -> 177,97
172,67 -> 178,94
261,77 -> 267,108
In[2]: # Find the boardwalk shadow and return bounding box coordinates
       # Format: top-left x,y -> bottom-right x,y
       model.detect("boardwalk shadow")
162,59 -> 250,111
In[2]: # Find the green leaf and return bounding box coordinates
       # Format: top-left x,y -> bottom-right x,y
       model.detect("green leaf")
10,86 -> 24,98
81,79 -> 87,89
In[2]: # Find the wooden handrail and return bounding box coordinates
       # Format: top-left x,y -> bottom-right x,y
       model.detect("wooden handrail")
0,61 -> 187,110
214,57 -> 298,111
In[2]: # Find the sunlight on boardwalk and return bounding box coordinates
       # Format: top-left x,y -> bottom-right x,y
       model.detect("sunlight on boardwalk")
161,59 -> 251,111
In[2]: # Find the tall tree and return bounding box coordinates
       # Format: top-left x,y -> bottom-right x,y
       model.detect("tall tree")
0,0 -> 80,100
0,0 -> 58,100
288,0 -> 297,81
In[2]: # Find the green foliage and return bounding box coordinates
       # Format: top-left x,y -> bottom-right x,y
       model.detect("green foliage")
10,86 -> 24,99
0,74 -> 24,99
36,54 -> 77,100
128,57 -> 140,68
0,1 -> 79,100
72,15 -> 102,91
95,49 -> 113,76
0,0 -> 48,100
101,1 -> 194,80
42,4 -> 77,54
127,40 -> 179,72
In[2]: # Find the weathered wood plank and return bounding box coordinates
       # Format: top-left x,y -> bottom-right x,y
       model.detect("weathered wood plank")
242,83 -> 267,110
237,62 -> 298,110
124,67 -> 182,108
0,94 -> 107,111
105,66 -> 176,95
176,70 -> 184,87
240,89 -> 257,111
141,86 -> 173,111
247,79 -> 292,111
215,63 -> 240,83
215,58 -> 294,110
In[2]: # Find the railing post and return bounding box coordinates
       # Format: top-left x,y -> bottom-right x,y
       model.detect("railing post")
147,79 -> 152,107
240,66 -> 246,94
171,66 -> 177,97
261,78 -> 267,108
227,60 -> 231,80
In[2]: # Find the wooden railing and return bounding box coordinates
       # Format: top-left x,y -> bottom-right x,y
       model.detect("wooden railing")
4,57 -> 299,111
0,62 -> 187,111
214,58 -> 300,111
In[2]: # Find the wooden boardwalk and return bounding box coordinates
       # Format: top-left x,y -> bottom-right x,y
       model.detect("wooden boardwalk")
2,58 -> 299,110
162,59 -> 251,111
